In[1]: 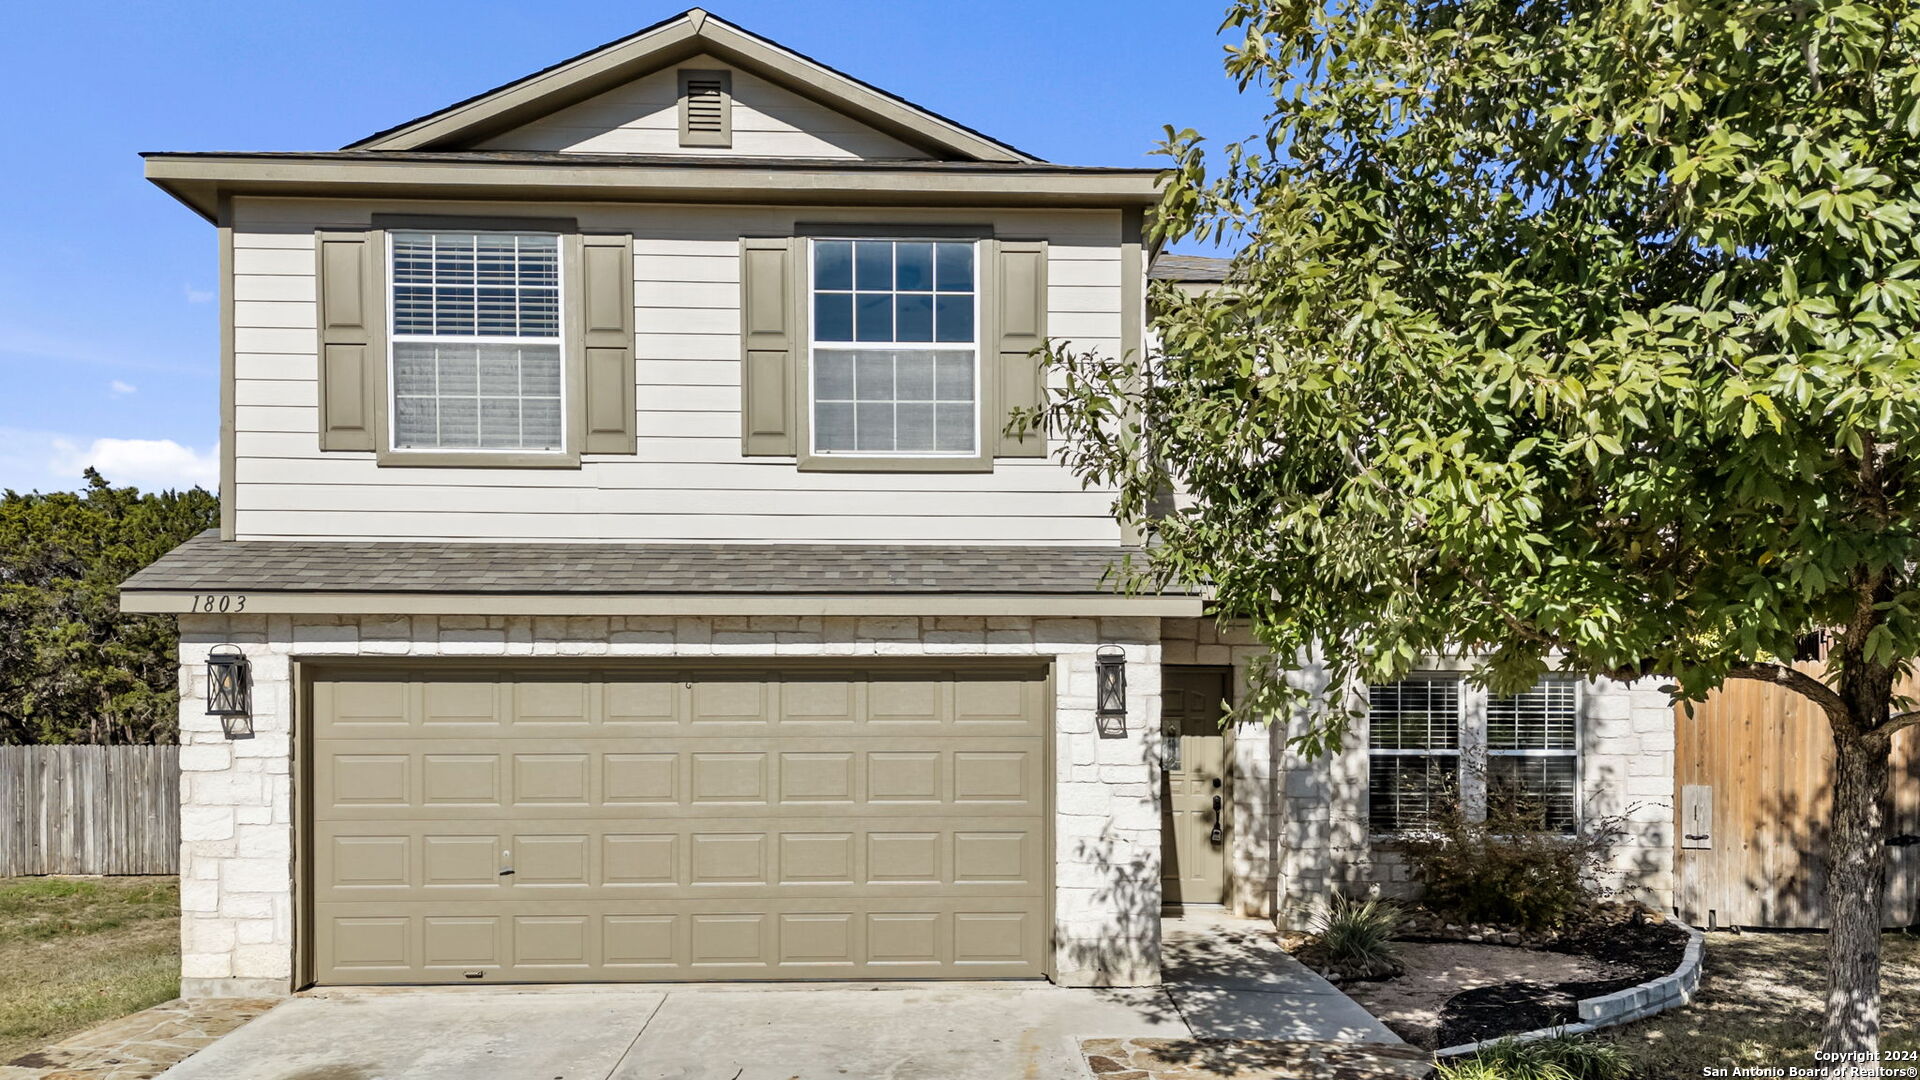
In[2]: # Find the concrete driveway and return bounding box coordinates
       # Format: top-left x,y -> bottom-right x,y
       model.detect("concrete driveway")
156,915 -> 1402,1080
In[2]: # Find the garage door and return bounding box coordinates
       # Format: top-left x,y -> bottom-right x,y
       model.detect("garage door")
308,663 -> 1049,984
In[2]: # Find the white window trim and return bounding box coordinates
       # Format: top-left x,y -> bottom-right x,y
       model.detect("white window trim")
804,236 -> 983,459
385,229 -> 569,456
1366,675 -> 1583,838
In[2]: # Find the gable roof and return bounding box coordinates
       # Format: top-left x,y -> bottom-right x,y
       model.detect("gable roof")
347,8 -> 1038,163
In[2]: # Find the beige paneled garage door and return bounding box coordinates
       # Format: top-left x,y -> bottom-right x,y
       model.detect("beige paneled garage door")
307,663 -> 1049,984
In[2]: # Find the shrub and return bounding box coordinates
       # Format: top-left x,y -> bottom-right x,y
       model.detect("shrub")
1436,1033 -> 1634,1080
1394,790 -> 1624,932
1313,891 -> 1404,968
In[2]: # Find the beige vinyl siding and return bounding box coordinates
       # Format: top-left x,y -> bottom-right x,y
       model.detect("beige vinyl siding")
227,199 -> 1128,544
474,58 -> 934,160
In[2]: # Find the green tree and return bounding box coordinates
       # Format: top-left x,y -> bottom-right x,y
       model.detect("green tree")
1038,0 -> 1920,1056
0,470 -> 217,744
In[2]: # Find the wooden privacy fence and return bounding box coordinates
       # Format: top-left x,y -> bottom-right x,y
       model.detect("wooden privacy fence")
0,745 -> 179,876
1674,664 -> 1920,929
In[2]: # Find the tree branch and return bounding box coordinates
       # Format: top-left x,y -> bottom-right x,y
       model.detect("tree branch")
1728,661 -> 1848,722
1883,709 -> 1920,735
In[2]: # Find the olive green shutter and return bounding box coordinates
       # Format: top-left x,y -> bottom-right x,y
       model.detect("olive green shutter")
993,239 -> 1049,457
316,230 -> 380,452
740,237 -> 797,456
580,232 -> 636,454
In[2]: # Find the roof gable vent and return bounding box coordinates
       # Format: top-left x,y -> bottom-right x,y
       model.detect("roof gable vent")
678,69 -> 732,148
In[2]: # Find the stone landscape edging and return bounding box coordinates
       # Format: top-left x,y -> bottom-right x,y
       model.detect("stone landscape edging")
1431,916 -> 1705,1059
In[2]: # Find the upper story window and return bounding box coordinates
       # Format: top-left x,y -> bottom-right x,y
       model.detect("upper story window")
808,238 -> 978,457
388,231 -> 564,452
1366,674 -> 1582,834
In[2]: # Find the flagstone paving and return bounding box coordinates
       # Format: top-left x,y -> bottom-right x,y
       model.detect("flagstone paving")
0,998 -> 274,1080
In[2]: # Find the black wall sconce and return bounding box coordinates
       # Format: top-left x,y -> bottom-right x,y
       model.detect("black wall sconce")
1095,645 -> 1127,738
206,645 -> 253,738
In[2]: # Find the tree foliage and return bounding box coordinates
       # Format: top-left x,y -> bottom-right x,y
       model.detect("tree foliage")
1035,0 -> 1920,1054
0,471 -> 217,744
1059,0 -> 1920,723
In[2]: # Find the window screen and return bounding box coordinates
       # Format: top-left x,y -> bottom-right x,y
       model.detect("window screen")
1366,679 -> 1461,832
810,239 -> 977,455
389,231 -> 563,451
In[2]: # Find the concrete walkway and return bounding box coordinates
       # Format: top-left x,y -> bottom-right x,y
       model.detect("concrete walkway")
1160,910 -> 1403,1043
152,913 -> 1405,1080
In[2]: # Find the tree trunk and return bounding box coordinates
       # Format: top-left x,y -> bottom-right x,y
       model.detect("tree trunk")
1821,721 -> 1892,1058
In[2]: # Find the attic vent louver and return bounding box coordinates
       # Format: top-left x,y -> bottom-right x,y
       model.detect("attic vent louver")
678,69 -> 732,149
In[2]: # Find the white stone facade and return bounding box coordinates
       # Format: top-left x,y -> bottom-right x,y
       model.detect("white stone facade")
173,610 -> 1677,999
1160,618 -> 1677,930
175,613 -> 1164,997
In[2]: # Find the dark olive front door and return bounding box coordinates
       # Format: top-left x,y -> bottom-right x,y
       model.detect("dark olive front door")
1161,667 -> 1229,905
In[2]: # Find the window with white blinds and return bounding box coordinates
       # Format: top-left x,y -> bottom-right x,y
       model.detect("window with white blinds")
1366,679 -> 1461,833
389,231 -> 564,451
1367,675 -> 1583,835
1488,678 -> 1580,832
809,238 -> 979,456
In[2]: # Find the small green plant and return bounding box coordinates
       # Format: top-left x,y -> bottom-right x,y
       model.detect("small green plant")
1311,891 -> 1403,972
1394,790 -> 1624,932
1435,1033 -> 1634,1080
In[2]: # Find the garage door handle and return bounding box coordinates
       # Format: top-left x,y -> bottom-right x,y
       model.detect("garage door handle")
498,868 -> 514,876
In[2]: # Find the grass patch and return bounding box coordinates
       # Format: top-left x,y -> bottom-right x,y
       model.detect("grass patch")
0,876 -> 179,1063
1604,930 -> 1919,1077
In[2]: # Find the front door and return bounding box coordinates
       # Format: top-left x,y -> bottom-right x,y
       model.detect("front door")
1161,667 -> 1229,905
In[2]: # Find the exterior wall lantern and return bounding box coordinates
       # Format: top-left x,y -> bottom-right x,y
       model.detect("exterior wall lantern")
1095,645 -> 1128,738
206,645 -> 253,738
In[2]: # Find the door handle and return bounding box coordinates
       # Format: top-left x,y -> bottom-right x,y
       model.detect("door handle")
1210,794 -> 1224,845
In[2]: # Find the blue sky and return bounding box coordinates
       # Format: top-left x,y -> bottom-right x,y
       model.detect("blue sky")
1,1 -> 1265,494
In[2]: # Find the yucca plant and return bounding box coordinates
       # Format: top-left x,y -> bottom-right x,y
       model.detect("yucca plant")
1310,891 -> 1404,974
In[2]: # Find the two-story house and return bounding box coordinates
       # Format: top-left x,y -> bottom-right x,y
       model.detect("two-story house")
127,9 -> 1677,999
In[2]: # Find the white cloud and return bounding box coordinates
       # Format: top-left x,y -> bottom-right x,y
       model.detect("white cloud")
109,379 -> 137,396
51,437 -> 218,491
184,285 -> 215,304
0,430 -> 219,493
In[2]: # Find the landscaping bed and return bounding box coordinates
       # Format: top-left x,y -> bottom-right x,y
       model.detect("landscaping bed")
1289,901 -> 1690,1051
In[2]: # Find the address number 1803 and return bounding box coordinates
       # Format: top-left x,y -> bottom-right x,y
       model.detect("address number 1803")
190,594 -> 249,613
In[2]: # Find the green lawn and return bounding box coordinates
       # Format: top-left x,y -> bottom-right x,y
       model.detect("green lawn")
0,876 -> 179,1064
1605,930 -> 1919,1078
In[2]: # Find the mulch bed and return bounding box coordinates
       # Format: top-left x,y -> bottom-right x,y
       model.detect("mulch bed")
1430,904 -> 1688,1048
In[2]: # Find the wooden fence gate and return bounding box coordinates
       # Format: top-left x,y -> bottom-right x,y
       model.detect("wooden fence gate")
1674,664 -> 1920,928
0,745 -> 179,876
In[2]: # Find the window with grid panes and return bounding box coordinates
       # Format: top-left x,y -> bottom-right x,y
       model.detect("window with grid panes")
1367,675 -> 1583,834
809,238 -> 978,456
1366,678 -> 1462,832
1487,677 -> 1580,832
389,231 -> 563,451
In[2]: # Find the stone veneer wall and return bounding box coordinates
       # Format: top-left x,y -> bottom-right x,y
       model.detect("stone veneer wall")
175,613 -> 1164,997
1159,619 -> 1677,930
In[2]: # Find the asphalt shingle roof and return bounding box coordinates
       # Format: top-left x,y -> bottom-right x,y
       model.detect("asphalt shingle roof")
1148,254 -> 1232,282
122,531 -> 1148,596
